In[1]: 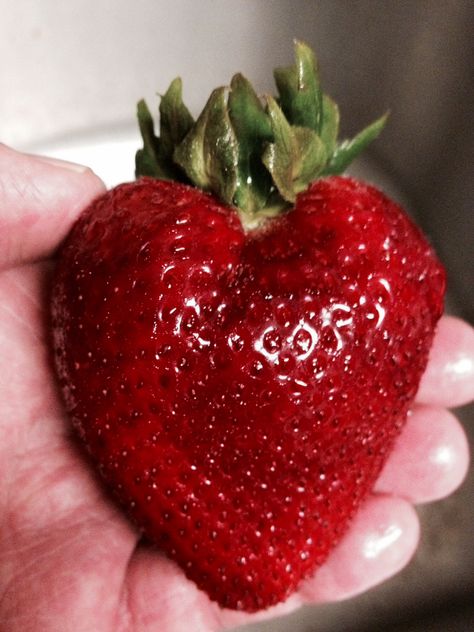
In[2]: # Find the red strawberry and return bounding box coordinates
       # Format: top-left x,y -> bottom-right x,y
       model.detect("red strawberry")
51,42 -> 445,611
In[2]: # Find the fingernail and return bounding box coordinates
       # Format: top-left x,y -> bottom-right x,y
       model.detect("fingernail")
34,154 -> 90,173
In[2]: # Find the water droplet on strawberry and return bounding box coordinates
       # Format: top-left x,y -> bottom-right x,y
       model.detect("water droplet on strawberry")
320,326 -> 341,353
228,332 -> 244,352
249,360 -> 264,377
262,329 -> 282,354
176,212 -> 191,225
292,327 -> 314,356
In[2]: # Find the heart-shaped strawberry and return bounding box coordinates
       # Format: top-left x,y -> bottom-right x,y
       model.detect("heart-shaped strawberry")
51,43 -> 445,611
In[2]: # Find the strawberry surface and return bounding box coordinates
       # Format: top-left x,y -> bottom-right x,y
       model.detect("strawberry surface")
51,175 -> 445,611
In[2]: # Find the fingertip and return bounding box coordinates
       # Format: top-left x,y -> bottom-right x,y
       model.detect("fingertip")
33,154 -> 96,174
300,495 -> 419,603
0,144 -> 106,269
375,406 -> 470,503
417,316 -> 474,408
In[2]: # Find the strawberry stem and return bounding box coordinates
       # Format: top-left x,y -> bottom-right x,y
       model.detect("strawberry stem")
135,41 -> 387,224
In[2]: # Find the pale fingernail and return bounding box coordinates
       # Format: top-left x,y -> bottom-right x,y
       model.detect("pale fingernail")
34,154 -> 90,173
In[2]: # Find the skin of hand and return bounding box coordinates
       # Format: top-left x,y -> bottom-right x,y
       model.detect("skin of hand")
0,144 -> 473,632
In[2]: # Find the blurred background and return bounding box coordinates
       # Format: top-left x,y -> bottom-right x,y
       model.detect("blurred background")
1,1 -> 473,630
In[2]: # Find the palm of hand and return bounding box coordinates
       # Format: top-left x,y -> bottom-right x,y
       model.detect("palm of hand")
0,147 -> 473,632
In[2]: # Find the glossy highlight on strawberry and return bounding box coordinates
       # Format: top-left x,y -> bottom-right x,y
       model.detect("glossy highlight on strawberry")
51,175 -> 445,611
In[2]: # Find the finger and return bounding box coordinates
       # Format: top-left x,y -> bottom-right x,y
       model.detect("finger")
299,495 -> 419,603
417,316 -> 474,408
122,496 -> 418,628
122,548 -> 221,632
375,406 -> 469,503
0,144 -> 105,270
123,546 -> 303,632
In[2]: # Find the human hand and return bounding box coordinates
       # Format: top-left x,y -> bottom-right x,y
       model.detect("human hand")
0,145 -> 473,632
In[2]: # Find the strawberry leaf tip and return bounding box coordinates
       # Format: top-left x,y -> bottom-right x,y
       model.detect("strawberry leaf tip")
135,41 -> 387,222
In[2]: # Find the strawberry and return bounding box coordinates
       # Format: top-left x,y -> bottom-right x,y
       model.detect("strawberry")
51,42 -> 445,611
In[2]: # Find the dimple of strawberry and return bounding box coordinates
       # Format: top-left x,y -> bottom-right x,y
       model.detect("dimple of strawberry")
51,42 -> 445,611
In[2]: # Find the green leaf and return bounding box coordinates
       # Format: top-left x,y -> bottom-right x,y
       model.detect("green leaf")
228,73 -> 273,213
159,78 -> 194,160
262,97 -> 298,202
135,41 -> 388,223
323,113 -> 388,175
135,99 -> 164,178
135,96 -> 191,181
262,97 -> 327,203
320,94 -> 340,158
273,40 -> 323,133
174,87 -> 239,205
292,127 -> 327,193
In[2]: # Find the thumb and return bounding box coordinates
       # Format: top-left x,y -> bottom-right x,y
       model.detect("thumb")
0,144 -> 105,270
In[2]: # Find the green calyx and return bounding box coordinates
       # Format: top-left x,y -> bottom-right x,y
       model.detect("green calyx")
135,41 -> 387,225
